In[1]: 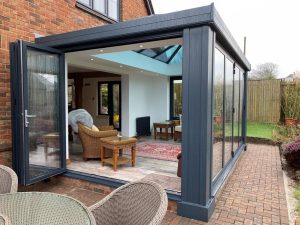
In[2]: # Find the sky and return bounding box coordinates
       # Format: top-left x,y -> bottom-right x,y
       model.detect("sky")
151,0 -> 300,78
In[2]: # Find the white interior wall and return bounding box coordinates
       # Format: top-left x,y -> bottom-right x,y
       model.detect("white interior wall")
69,72 -> 170,138
82,77 -> 121,127
126,73 -> 170,137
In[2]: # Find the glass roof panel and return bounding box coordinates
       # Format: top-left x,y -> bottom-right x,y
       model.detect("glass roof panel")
155,45 -> 178,62
134,45 -> 182,64
170,47 -> 182,64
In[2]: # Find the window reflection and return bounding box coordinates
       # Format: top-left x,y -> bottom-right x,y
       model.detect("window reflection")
212,49 -> 225,179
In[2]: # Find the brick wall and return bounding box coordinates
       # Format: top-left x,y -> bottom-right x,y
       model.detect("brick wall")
0,0 -> 149,150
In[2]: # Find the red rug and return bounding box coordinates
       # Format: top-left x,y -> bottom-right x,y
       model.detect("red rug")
125,142 -> 181,161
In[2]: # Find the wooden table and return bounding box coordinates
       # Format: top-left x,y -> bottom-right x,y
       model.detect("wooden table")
42,132 -> 60,160
0,192 -> 96,225
153,121 -> 175,140
100,136 -> 137,172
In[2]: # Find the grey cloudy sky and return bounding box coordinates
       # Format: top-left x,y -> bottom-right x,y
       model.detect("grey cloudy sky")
151,0 -> 300,77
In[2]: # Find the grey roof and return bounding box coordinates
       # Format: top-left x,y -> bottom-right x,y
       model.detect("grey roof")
36,4 -> 250,71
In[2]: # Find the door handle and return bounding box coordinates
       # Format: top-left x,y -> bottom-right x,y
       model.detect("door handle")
24,110 -> 37,127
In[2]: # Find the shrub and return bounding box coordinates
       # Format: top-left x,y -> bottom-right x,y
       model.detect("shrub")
281,82 -> 300,119
282,136 -> 300,167
273,124 -> 300,144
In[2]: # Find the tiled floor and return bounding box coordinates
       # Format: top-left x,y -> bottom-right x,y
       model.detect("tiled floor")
68,135 -> 181,191
17,144 -> 289,224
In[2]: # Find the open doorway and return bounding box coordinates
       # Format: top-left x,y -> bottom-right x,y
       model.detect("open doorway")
66,38 -> 183,192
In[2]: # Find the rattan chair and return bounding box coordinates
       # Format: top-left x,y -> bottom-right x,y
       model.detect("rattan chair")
78,123 -> 118,160
89,181 -> 168,225
0,213 -> 11,225
0,165 -> 18,194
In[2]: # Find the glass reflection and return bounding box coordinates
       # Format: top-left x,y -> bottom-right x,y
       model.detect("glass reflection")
27,49 -> 61,179
233,68 -> 240,151
224,58 -> 233,165
212,49 -> 225,179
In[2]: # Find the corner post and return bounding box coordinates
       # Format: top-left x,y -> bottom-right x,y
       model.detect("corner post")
177,26 -> 215,221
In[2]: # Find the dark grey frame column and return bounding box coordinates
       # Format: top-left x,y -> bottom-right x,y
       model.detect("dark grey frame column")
177,26 -> 215,221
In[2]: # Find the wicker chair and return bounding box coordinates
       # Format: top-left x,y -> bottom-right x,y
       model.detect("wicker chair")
89,181 -> 168,225
0,213 -> 11,225
0,165 -> 18,194
78,123 -> 118,160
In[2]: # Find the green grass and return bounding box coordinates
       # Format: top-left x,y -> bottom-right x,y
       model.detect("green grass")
215,121 -> 276,140
245,121 -> 276,139
221,121 -> 276,140
295,185 -> 300,216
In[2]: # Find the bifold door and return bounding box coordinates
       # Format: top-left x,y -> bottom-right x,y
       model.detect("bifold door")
10,41 -> 66,185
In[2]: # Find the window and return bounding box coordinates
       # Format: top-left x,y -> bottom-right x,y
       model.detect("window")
99,83 -> 109,114
170,77 -> 182,119
212,46 -> 245,181
212,49 -> 225,180
98,81 -> 121,130
77,0 -> 119,22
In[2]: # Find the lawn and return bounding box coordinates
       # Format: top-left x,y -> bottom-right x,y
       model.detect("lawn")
245,121 -> 276,139
218,121 -> 276,140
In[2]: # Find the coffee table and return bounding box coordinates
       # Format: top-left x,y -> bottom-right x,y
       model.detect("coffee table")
100,136 -> 137,172
0,192 -> 96,225
153,121 -> 175,140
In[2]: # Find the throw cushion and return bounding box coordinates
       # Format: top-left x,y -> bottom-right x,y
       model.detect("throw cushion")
91,125 -> 99,131
175,125 -> 182,132
68,109 -> 93,133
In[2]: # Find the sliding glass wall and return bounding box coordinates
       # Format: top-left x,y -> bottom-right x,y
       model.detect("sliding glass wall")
212,49 -> 225,179
212,46 -> 245,181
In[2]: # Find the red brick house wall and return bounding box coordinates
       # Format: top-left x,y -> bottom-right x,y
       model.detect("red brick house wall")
0,0 -> 150,153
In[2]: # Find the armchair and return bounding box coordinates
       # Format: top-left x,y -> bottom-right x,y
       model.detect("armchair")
0,165 -> 18,194
78,123 -> 118,160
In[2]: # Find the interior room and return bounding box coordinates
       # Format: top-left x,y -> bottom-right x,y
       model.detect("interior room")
66,38 -> 183,192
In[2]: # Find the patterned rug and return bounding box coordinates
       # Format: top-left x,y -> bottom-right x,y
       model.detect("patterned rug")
125,142 -> 181,161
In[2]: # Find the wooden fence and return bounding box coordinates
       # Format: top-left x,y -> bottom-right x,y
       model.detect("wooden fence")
247,79 -> 281,123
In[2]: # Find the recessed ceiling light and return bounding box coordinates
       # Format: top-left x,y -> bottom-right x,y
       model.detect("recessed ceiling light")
119,65 -> 123,68
139,45 -> 144,48
90,58 -> 94,61
99,49 -> 104,52
140,70 -> 144,73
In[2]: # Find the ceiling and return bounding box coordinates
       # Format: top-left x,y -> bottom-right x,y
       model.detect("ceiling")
66,38 -> 183,76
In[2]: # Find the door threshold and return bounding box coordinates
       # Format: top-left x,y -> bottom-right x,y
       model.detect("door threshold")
64,169 -> 182,201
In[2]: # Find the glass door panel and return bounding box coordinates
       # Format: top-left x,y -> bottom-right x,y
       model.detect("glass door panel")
112,83 -> 120,129
224,58 -> 234,165
27,49 -> 62,180
170,78 -> 182,119
98,81 -> 121,130
233,68 -> 240,152
11,41 -> 66,185
239,71 -> 244,145
212,49 -> 225,180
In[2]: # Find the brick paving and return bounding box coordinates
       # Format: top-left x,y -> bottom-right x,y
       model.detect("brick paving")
18,144 -> 289,224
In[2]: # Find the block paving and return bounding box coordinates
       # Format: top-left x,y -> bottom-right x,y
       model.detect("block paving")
18,144 -> 289,224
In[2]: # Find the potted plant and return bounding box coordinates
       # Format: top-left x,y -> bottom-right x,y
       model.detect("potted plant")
281,82 -> 300,126
213,84 -> 223,124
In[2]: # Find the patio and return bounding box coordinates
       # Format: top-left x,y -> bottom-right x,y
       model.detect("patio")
14,143 -> 289,224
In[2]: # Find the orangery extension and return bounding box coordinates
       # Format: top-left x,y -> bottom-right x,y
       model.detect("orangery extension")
10,3 -> 250,221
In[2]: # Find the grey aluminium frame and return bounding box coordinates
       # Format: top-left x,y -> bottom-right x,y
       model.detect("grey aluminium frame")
211,43 -> 248,196
29,3 -> 250,222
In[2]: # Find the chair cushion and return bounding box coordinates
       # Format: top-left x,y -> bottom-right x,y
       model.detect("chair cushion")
175,125 -> 181,132
91,125 -> 99,132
